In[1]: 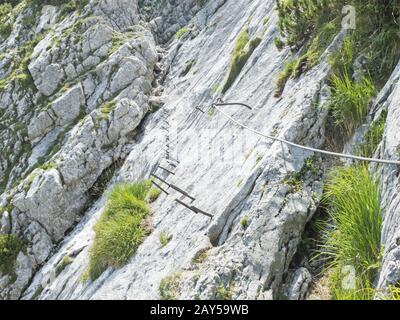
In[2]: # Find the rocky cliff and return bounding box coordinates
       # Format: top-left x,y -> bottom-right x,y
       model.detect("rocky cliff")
0,0 -> 399,300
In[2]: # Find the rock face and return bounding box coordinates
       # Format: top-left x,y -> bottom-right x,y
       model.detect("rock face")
0,0 -> 399,301
375,62 -> 400,292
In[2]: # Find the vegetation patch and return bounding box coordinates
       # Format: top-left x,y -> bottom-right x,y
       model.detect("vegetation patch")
88,181 -> 153,280
192,248 -> 209,264
316,165 -> 382,300
147,187 -> 161,203
328,74 -> 376,136
221,28 -> 262,93
55,255 -> 73,277
240,216 -> 249,230
159,273 -> 181,300
0,234 -> 28,276
215,281 -> 235,300
159,232 -> 172,248
176,26 -> 189,39
355,111 -> 387,158
275,58 -> 297,97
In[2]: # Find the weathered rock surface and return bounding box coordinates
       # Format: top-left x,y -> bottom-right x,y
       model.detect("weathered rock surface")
375,62 -> 400,293
0,0 -> 400,301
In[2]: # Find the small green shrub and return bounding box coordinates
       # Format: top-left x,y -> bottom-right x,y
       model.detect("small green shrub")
159,232 -> 172,248
316,165 -> 382,300
329,73 -> 376,136
240,217 -> 249,230
88,181 -> 152,280
176,26 -> 189,39
0,234 -> 27,276
274,37 -> 284,50
275,58 -> 297,97
147,187 -> 161,203
159,273 -> 181,300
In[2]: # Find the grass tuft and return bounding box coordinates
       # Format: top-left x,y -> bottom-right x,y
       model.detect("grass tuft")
159,273 -> 181,300
221,29 -> 262,93
316,165 -> 382,300
328,73 -> 376,136
275,58 -> 297,97
159,232 -> 172,248
88,181 -> 152,280
147,187 -> 161,203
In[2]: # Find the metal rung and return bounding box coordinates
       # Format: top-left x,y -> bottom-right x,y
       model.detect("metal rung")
191,205 -> 213,218
170,185 -> 195,202
151,174 -> 195,202
175,199 -> 212,218
151,180 -> 169,195
166,156 -> 180,164
157,165 -> 175,175
175,199 -> 196,213
167,161 -> 177,168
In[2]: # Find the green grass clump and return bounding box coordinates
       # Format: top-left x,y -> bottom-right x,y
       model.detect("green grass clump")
329,73 -> 376,136
55,256 -> 73,277
147,187 -> 161,203
159,273 -> 181,300
316,165 -> 382,300
356,111 -> 387,158
176,26 -> 189,39
88,181 -> 152,280
159,232 -> 172,248
215,282 -> 234,300
0,234 -> 28,276
275,58 -> 297,97
221,28 -> 262,93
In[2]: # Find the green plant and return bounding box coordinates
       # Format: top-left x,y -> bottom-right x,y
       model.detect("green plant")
0,234 -> 27,276
221,28 -> 262,93
147,187 -> 161,203
31,285 -> 44,300
176,26 -> 189,39
180,59 -> 196,76
316,165 -> 382,300
192,248 -> 209,264
240,216 -> 249,230
88,181 -> 152,280
196,0 -> 207,7
215,281 -> 234,300
329,73 -> 376,136
159,232 -> 172,248
159,273 -> 181,300
274,37 -> 284,50
55,256 -> 73,277
275,58 -> 297,97
356,112 -> 387,158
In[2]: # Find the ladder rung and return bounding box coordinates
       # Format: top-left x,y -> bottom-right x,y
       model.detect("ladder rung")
151,180 -> 169,195
170,185 -> 195,202
175,199 -> 212,218
192,205 -> 213,218
157,165 -> 175,175
151,174 -> 195,201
